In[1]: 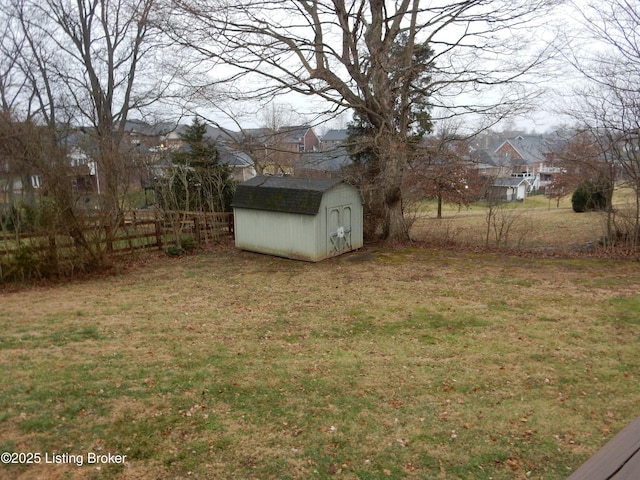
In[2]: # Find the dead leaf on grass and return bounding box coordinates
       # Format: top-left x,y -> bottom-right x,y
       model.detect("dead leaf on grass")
506,458 -> 520,471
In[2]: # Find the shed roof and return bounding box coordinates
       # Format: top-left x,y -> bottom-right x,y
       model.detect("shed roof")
231,176 -> 344,215
493,177 -> 531,188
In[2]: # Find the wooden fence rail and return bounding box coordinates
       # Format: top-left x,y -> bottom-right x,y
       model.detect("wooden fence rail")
0,210 -> 234,258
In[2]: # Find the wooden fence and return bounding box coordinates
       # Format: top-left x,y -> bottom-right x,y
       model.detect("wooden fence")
0,210 -> 234,259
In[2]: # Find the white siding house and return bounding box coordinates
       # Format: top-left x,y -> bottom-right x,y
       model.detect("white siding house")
231,176 -> 364,261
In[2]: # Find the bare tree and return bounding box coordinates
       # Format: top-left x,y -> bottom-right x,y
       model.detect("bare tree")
3,0 -> 176,195
484,198 -> 526,248
0,0 -> 176,270
563,0 -> 640,248
405,128 -> 483,220
166,0 -> 560,241
38,0 -> 161,210
260,103 -> 300,133
547,130 -> 610,206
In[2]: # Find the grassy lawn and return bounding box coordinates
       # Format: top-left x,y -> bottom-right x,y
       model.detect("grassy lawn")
410,191 -> 626,251
1,244 -> 639,479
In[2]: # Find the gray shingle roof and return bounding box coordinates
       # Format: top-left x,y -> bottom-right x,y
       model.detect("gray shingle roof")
299,147 -> 351,171
322,129 -> 349,142
495,135 -> 549,165
231,176 -> 343,215
493,178 -> 531,187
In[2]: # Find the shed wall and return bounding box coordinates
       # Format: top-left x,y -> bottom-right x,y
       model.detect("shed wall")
234,209 -> 322,261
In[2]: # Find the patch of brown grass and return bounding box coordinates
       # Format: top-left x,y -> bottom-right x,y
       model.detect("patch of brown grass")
410,190 -> 637,254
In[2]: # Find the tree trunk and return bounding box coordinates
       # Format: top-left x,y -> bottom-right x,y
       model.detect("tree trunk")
384,197 -> 407,242
379,141 -> 410,242
634,182 -> 640,248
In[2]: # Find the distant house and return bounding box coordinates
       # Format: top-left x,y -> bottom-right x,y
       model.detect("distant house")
0,172 -> 42,205
279,125 -> 320,153
163,124 -> 228,150
186,124 -> 322,177
494,134 -> 554,176
218,147 -> 256,182
147,146 -> 255,185
124,120 -> 175,148
154,124 -> 256,182
537,164 -> 563,191
228,127 -> 293,176
231,176 -> 364,262
290,128 -> 351,178
490,177 -> 531,202
492,135 -> 561,193
321,129 -> 349,150
494,135 -> 550,165
294,147 -> 352,179
146,155 -> 175,182
67,146 -> 99,192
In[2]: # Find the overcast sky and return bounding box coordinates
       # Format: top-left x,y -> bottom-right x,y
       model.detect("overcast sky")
179,0 -> 596,136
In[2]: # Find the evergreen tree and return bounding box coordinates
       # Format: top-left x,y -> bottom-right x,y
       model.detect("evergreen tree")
159,117 -> 236,213
173,117 -> 221,169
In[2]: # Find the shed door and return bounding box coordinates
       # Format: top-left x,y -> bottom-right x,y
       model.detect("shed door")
327,205 -> 353,257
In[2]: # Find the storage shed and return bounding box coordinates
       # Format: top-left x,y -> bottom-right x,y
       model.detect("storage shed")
231,176 -> 364,261
490,177 -> 531,202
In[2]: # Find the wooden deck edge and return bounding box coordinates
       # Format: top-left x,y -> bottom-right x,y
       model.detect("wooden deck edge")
566,416 -> 640,480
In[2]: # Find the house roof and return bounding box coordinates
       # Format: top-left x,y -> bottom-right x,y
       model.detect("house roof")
235,128 -> 274,144
280,126 -> 311,143
495,135 -> 549,165
322,129 -> 349,142
218,147 -> 254,168
231,176 -> 343,215
298,147 -> 351,172
124,120 -> 177,136
165,124 -> 228,142
493,177 -> 531,187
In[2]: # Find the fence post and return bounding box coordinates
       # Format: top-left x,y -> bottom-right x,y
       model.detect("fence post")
48,234 -> 56,252
47,234 -> 57,267
104,224 -> 113,254
193,216 -> 201,245
155,220 -> 163,249
203,214 -> 210,243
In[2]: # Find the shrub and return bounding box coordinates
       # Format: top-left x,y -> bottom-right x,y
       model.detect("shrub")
571,183 -> 588,212
572,178 -> 612,213
0,205 -> 20,232
0,244 -> 58,282
165,236 -> 196,257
